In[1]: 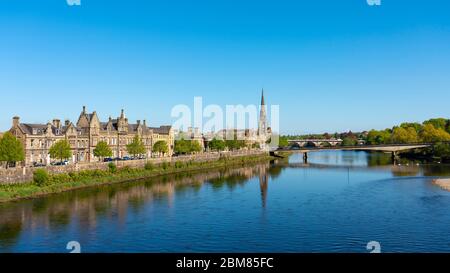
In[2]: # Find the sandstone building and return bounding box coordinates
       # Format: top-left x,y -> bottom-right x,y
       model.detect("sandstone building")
9,107 -> 174,166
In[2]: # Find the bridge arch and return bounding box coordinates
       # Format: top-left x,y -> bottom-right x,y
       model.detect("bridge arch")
305,141 -> 317,148
319,141 -> 332,147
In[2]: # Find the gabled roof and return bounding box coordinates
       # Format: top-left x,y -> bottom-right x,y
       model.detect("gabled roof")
150,125 -> 172,135
18,123 -> 65,136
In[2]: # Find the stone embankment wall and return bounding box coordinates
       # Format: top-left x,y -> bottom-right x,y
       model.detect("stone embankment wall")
0,150 -> 268,184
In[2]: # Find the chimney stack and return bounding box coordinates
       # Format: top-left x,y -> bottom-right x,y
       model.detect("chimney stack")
53,119 -> 61,129
82,106 -> 86,113
13,116 -> 20,127
143,120 -> 147,127
65,120 -> 70,126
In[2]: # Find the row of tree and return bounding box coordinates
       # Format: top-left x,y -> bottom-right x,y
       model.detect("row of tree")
174,139 -> 203,155
207,138 -> 260,152
174,138 -> 247,154
0,132 -> 170,168
366,118 -> 450,145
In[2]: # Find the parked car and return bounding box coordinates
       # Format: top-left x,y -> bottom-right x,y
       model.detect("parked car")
122,156 -> 132,161
32,162 -> 46,167
103,158 -> 113,162
51,161 -> 69,166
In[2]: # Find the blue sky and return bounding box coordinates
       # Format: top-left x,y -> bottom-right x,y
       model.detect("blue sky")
0,0 -> 449,134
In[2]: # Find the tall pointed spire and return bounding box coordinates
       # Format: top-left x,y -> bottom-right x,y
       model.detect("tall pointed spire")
258,89 -> 267,138
261,89 -> 265,106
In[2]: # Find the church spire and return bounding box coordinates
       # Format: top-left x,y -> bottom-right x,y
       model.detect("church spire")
261,89 -> 265,106
258,89 -> 267,137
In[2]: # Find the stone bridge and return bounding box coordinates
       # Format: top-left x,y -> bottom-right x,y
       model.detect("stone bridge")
288,139 -> 344,147
274,143 -> 434,163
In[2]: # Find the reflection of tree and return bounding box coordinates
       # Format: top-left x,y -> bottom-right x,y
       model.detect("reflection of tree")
367,153 -> 392,167
0,221 -> 22,249
0,162 -> 279,248
391,167 -> 421,177
422,165 -> 450,177
48,211 -> 70,229
268,165 -> 283,179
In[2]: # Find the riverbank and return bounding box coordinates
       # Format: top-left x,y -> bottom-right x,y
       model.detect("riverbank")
433,178 -> 450,192
0,153 -> 276,203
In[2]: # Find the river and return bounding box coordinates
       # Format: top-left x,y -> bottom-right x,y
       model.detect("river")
1,151 -> 450,253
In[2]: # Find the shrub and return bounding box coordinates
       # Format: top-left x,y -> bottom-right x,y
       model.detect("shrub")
108,163 -> 117,173
50,173 -> 72,184
144,162 -> 154,171
33,169 -> 49,186
122,166 -> 132,173
175,161 -> 184,169
161,162 -> 169,170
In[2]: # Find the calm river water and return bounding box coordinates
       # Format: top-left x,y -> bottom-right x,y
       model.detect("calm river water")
1,151 -> 450,253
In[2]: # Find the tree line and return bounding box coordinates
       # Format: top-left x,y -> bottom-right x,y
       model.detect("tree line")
174,137 -> 261,155
280,118 -> 450,147
366,118 -> 450,145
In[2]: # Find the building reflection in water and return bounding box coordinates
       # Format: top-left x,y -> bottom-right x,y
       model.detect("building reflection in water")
259,165 -> 269,209
0,162 -> 277,249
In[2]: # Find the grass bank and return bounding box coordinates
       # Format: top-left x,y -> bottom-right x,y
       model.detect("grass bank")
0,154 -> 275,203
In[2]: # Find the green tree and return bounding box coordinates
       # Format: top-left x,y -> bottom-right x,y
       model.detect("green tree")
279,136 -> 290,148
391,127 -> 419,144
0,132 -> 25,168
434,143 -> 450,160
208,138 -> 226,151
342,137 -> 358,146
175,139 -> 203,154
366,129 -> 392,145
225,139 -> 245,151
126,135 -> 146,157
190,141 -> 203,153
153,140 -> 169,155
400,122 -> 423,133
424,118 -> 448,130
420,124 -> 450,143
49,139 -> 72,164
93,141 -> 113,161
174,139 -> 190,155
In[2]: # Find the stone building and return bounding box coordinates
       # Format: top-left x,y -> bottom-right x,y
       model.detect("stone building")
9,107 -> 174,166
199,90 -> 272,150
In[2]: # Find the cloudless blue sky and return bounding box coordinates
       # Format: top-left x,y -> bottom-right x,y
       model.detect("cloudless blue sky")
1,0 -> 449,134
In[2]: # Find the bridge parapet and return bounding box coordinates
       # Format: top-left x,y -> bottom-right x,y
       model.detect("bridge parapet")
288,139 -> 343,148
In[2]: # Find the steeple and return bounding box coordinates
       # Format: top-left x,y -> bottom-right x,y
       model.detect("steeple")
258,89 -> 267,137
261,89 -> 265,106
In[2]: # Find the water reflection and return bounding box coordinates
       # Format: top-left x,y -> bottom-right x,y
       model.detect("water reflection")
0,163 -> 275,249
1,151 -> 449,253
